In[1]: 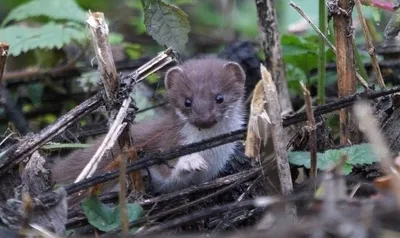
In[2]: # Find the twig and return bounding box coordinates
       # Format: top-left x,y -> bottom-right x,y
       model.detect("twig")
135,197 -> 280,236
86,12 -> 118,101
260,64 -> 297,220
131,169 -> 258,236
74,98 -> 129,182
119,157 -> 129,234
289,1 -> 369,89
300,82 -> 317,178
354,0 -> 386,89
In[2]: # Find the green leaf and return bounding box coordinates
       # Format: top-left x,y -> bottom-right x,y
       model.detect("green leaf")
288,143 -> 378,175
143,0 -> 190,53
282,34 -> 335,75
82,196 -> 119,232
82,196 -> 144,232
2,0 -> 86,26
0,22 -> 86,56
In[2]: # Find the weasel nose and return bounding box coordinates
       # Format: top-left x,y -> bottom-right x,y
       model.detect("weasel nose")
195,117 -> 217,129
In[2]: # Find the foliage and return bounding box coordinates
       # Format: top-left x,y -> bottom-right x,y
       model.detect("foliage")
1,0 -> 86,26
288,143 -> 378,175
0,0 -> 87,57
142,0 -> 190,53
281,34 -> 336,95
82,196 -> 144,232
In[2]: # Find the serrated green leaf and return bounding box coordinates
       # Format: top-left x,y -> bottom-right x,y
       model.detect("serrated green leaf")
288,143 -> 378,175
143,0 -> 190,53
2,0 -> 86,27
0,22 -> 86,56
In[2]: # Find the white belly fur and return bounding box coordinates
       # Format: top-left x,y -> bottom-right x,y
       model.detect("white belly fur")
150,101 -> 244,193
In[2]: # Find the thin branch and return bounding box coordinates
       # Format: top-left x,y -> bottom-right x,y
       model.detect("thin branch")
300,82 -> 317,178
354,0 -> 386,89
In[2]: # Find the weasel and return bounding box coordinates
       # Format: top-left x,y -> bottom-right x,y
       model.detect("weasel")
50,57 -> 246,194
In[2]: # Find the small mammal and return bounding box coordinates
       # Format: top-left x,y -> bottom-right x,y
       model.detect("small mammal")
51,57 -> 246,194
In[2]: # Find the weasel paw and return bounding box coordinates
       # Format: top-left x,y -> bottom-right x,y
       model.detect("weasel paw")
175,153 -> 209,175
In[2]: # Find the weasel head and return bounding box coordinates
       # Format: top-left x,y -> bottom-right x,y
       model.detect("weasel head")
165,58 -> 246,130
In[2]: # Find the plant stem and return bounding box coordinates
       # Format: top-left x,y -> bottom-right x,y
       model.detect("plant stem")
318,0 -> 327,104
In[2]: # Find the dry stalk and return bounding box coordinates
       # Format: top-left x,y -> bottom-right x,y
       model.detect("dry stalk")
289,1 -> 369,89
300,82 -> 317,177
86,12 -> 118,101
354,0 -> 385,89
330,0 -> 360,145
354,101 -> 400,207
260,64 -> 297,220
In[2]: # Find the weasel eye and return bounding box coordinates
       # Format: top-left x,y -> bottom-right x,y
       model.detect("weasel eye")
215,94 -> 224,104
184,98 -> 192,107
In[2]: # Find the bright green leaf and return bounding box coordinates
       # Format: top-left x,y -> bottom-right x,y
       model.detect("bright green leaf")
82,196 -> 119,232
82,196 -> 144,232
143,0 -> 190,53
2,0 -> 86,26
288,143 -> 378,175
0,22 -> 86,56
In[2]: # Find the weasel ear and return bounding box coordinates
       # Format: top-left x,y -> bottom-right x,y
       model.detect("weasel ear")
223,62 -> 246,84
165,66 -> 185,90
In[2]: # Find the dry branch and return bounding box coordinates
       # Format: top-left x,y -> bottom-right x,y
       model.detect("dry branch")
300,82 -> 317,178
87,12 -> 119,101
354,0 -> 385,89
260,64 -> 297,220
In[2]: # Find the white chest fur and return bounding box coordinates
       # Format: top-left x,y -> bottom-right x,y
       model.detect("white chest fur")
150,101 -> 244,193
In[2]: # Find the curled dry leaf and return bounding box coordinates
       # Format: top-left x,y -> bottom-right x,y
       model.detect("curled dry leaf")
245,80 -> 271,160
